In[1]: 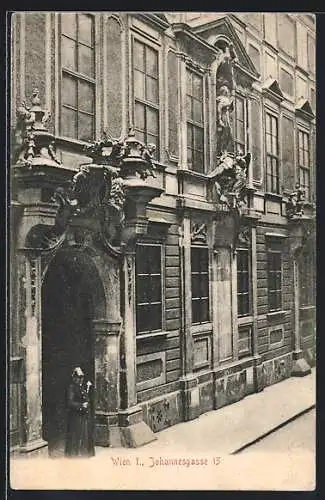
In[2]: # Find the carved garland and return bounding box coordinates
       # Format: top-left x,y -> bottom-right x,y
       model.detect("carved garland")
190,222 -> 208,245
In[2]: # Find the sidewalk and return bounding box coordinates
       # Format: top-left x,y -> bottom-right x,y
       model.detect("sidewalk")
96,367 -> 316,456
10,369 -> 316,490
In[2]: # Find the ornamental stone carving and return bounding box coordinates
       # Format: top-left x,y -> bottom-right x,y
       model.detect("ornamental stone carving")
208,152 -> 251,215
52,127 -> 161,255
286,183 -> 306,218
13,89 -> 61,168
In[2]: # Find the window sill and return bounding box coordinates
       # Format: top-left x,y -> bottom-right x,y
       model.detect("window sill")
194,361 -> 210,371
267,310 -> 286,322
191,322 -> 212,335
265,192 -> 283,201
238,315 -> 253,326
56,135 -> 93,154
136,331 -> 168,341
177,169 -> 207,181
299,305 -> 316,311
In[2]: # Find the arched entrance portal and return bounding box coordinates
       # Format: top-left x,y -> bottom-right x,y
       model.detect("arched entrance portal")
41,249 -> 106,456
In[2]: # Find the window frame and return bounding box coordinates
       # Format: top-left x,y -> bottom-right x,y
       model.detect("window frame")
237,247 -> 252,318
267,247 -> 283,312
186,68 -> 205,173
232,93 -> 249,155
135,242 -> 164,336
132,36 -> 160,161
190,245 -> 210,325
59,12 -> 96,143
265,110 -> 280,194
297,128 -> 311,202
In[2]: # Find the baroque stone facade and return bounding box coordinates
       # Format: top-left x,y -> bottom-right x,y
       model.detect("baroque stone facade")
10,11 -> 316,455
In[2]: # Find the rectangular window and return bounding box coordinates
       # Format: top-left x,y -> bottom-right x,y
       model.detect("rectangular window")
248,44 -> 260,74
267,248 -> 282,311
136,244 -> 162,334
237,248 -> 251,317
298,130 -> 310,202
133,39 -> 159,159
280,68 -> 294,97
265,112 -> 280,194
187,70 -> 204,173
191,247 -> 209,324
60,13 -> 95,142
307,34 -> 315,73
278,14 -> 295,58
233,95 -> 247,155
238,325 -> 253,359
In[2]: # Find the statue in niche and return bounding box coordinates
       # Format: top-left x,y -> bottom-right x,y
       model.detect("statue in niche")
215,42 -> 237,156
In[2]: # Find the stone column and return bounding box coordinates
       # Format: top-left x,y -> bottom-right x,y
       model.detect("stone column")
93,319 -> 121,446
251,226 -> 264,391
117,249 -> 156,447
215,247 -> 233,362
20,254 -> 47,455
179,216 -> 200,421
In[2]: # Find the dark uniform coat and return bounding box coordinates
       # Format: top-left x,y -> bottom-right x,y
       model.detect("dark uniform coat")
65,381 -> 95,457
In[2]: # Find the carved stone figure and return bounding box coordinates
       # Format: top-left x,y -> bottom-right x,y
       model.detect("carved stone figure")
208,152 -> 250,213
216,85 -> 234,155
286,183 -> 306,218
215,43 -> 237,156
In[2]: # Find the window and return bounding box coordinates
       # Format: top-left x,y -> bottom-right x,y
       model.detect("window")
133,40 -> 159,159
298,130 -> 310,201
187,70 -> 204,173
278,14 -> 295,58
191,247 -> 209,324
237,248 -> 251,317
233,95 -> 247,155
300,250 -> 315,307
263,13 -> 277,47
248,44 -> 260,74
238,325 -> 253,358
60,13 -> 95,142
267,247 -> 282,311
265,113 -> 280,194
280,68 -> 294,97
307,34 -> 315,73
136,244 -> 162,334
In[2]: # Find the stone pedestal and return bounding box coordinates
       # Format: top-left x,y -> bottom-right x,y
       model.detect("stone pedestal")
180,375 -> 200,421
291,350 -> 311,377
253,355 -> 265,392
117,406 -> 157,447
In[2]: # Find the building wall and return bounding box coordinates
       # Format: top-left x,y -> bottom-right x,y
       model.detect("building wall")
10,11 -> 316,450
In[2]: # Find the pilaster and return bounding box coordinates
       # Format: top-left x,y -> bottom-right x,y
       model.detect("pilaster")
291,258 -> 311,377
179,215 -> 200,421
116,249 -> 157,447
20,254 -> 47,455
93,319 -> 121,446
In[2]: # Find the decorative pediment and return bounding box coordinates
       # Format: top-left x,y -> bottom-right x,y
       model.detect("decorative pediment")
295,98 -> 315,121
262,78 -> 284,103
171,22 -> 218,67
136,13 -> 170,31
192,17 -> 259,79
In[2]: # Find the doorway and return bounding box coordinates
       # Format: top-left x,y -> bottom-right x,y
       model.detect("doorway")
41,250 -> 101,456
